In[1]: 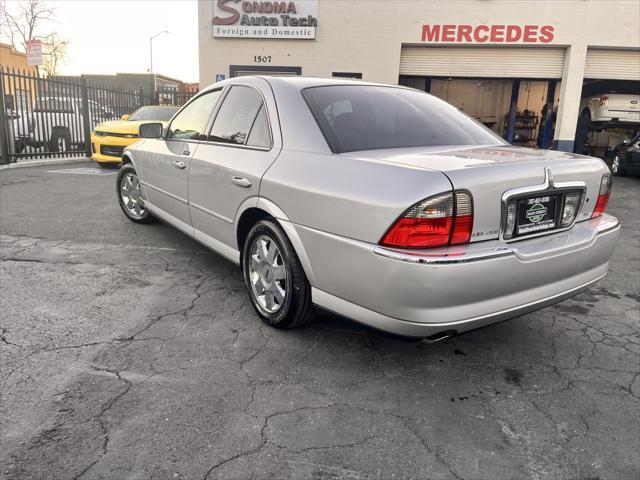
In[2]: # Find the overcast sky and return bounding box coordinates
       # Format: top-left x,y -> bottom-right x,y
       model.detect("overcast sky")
50,0 -> 199,82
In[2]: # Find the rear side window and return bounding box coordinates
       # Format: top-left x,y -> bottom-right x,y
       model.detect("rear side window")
208,86 -> 271,148
168,89 -> 222,140
302,85 -> 504,153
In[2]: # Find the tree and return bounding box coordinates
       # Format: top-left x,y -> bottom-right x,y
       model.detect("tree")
0,0 -> 69,75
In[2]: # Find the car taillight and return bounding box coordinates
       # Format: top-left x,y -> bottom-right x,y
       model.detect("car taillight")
380,191 -> 473,249
599,96 -> 609,107
591,174 -> 611,218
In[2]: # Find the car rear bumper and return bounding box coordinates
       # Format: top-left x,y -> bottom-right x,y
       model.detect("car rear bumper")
300,214 -> 620,338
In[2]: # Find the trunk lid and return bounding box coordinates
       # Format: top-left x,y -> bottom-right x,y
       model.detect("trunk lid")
344,145 -> 608,243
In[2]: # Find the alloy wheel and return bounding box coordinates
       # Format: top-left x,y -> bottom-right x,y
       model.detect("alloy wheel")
612,156 -> 620,174
120,172 -> 146,218
248,235 -> 287,314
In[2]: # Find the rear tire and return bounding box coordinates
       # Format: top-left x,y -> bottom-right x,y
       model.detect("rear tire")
116,164 -> 155,223
242,219 -> 315,329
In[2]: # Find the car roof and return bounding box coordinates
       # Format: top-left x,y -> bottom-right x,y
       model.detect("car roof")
201,75 -> 398,94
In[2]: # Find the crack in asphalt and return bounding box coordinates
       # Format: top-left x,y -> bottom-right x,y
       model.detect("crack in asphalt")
2,218 -> 638,480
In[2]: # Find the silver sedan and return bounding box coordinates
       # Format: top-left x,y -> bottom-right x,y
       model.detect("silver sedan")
117,76 -> 620,341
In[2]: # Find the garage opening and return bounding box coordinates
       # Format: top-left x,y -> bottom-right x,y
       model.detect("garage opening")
575,48 -> 640,170
399,46 -> 565,148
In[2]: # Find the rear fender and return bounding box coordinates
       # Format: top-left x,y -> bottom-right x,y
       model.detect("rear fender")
234,197 -> 316,285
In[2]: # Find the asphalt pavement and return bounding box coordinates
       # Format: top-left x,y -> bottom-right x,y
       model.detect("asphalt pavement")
1,162 -> 639,480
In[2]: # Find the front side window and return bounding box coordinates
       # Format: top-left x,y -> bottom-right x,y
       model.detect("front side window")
168,90 -> 222,140
303,85 -> 504,153
208,86 -> 271,148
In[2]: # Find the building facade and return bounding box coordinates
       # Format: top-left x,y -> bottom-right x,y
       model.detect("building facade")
198,0 -> 640,152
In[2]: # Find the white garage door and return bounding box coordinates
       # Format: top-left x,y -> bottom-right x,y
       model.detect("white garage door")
584,48 -> 640,80
400,46 -> 566,79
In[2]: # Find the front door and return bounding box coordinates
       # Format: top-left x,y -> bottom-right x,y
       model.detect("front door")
188,82 -> 281,258
136,90 -> 222,234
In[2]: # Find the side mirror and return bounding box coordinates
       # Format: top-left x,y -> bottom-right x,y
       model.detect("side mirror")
121,114 -> 130,121
139,122 -> 163,139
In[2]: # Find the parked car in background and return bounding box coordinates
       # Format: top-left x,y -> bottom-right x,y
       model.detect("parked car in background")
28,97 -> 116,152
91,106 -> 178,167
116,77 -> 619,341
610,133 -> 640,176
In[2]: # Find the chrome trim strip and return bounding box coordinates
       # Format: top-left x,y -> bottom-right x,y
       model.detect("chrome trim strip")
190,201 -> 233,224
140,181 -> 188,205
373,215 -> 619,265
373,246 -> 513,264
500,167 -> 587,242
595,217 -> 621,234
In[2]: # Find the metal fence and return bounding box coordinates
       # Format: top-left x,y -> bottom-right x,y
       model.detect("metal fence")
0,66 -> 199,164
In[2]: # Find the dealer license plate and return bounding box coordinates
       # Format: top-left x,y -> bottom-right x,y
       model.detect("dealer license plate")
516,194 -> 559,236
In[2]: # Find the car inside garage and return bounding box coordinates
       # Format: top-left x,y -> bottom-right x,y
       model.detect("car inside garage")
574,49 -> 640,173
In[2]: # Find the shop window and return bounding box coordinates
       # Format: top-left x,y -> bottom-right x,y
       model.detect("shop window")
332,72 -> 362,80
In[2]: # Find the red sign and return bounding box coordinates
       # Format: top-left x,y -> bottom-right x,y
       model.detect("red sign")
421,24 -> 555,44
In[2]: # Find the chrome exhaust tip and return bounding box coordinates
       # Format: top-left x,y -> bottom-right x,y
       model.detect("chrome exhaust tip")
422,330 -> 457,344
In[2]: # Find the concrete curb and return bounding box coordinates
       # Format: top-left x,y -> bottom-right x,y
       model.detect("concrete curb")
0,157 -> 91,170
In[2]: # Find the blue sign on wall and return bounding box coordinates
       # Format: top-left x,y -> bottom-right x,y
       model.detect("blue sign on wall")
215,73 -> 225,82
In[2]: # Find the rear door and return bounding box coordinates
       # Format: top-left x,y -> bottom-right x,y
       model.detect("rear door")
135,90 -> 222,234
188,81 -> 281,257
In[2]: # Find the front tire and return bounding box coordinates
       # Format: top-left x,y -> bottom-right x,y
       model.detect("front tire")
97,161 -> 120,169
242,219 -> 315,329
116,164 -> 155,223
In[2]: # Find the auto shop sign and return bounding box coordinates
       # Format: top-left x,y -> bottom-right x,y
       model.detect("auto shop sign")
213,0 -> 318,39
421,24 -> 555,43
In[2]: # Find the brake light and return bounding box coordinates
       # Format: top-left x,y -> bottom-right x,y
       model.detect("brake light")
599,96 -> 609,107
591,174 -> 611,218
380,191 -> 473,249
451,191 -> 473,245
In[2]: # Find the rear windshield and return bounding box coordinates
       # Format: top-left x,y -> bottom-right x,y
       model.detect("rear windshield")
129,106 -> 178,121
302,85 -> 504,153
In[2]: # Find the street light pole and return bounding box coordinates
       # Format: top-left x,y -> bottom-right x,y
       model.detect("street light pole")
149,30 -> 169,74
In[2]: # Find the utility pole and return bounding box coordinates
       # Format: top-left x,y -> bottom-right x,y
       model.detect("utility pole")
149,30 -> 169,74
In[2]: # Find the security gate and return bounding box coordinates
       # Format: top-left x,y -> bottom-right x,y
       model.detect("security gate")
0,66 -> 199,164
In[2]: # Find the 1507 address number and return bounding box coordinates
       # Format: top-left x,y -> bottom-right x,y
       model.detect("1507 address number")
254,56 -> 272,63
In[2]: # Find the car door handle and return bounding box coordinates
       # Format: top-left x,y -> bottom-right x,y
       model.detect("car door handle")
171,159 -> 187,169
182,150 -> 190,156
231,176 -> 252,188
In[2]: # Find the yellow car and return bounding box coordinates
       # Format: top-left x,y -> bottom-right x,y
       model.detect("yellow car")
91,106 -> 179,167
